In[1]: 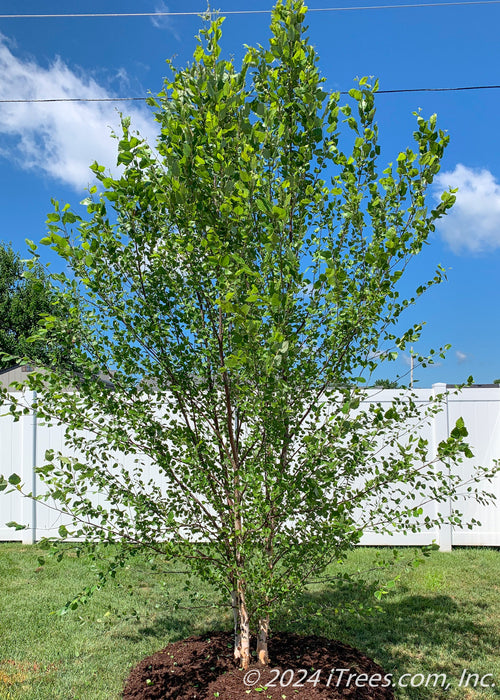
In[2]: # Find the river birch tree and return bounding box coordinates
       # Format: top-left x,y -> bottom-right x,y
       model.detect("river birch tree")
1,0 -> 497,670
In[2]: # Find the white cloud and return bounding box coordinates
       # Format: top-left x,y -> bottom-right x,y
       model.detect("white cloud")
456,350 -> 468,363
0,37 -> 158,190
151,2 -> 181,40
434,164 -> 500,254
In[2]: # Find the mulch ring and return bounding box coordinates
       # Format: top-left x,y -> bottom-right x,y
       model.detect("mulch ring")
123,631 -> 395,699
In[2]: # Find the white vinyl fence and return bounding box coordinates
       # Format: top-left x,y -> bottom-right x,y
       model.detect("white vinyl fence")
1,384 -> 499,549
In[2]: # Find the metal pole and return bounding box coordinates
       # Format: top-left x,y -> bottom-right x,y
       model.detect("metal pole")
410,347 -> 414,387
31,390 -> 37,542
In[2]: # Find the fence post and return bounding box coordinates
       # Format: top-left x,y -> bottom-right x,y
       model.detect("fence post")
432,382 -> 452,551
21,391 -> 37,544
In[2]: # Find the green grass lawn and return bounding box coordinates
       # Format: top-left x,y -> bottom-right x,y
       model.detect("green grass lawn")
0,544 -> 498,699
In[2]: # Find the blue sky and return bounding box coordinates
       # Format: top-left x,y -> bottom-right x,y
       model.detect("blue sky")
0,0 -> 499,386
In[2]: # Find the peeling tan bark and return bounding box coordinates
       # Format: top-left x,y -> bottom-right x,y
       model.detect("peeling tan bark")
231,590 -> 241,659
256,615 -> 270,665
233,584 -> 251,669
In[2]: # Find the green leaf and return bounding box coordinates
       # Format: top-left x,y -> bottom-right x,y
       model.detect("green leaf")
255,199 -> 271,214
252,101 -> 266,117
117,151 -> 134,166
6,521 -> 28,531
58,525 -> 69,538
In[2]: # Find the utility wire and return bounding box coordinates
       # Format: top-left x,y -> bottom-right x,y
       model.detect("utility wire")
0,84 -> 499,104
0,97 -> 147,104
1,1 -> 500,18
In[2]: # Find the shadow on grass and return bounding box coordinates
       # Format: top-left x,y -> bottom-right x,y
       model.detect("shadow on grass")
114,605 -> 231,648
105,573 -> 499,698
275,581 -> 500,698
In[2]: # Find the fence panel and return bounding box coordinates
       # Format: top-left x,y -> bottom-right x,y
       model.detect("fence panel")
448,387 -> 500,545
1,386 -> 499,547
0,405 -> 24,540
357,387 -> 443,547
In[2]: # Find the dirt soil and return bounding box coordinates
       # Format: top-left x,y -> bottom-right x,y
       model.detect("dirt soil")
123,631 -> 395,699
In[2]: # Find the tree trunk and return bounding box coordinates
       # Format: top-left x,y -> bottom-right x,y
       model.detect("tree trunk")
256,615 -> 270,665
232,589 -> 240,649
233,583 -> 251,669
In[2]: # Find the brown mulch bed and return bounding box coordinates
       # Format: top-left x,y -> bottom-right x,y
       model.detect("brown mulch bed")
123,631 -> 395,699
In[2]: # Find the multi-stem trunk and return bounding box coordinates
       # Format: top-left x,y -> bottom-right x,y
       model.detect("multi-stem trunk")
232,583 -> 251,669
233,498 -> 251,668
256,615 -> 270,665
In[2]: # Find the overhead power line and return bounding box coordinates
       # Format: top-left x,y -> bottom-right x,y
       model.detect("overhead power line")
1,1 -> 500,18
379,84 -> 500,93
0,97 -> 147,104
0,84 -> 499,104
